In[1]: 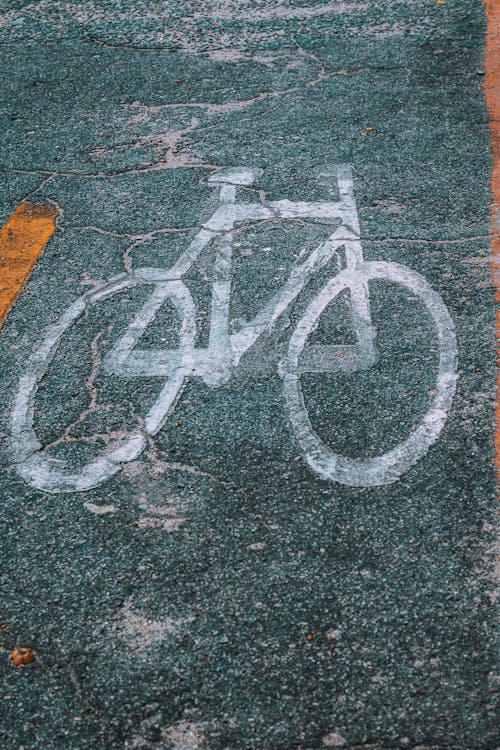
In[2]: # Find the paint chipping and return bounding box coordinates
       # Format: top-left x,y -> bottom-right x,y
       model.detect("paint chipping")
148,460 -> 211,478
98,116 -> 203,168
136,512 -> 186,532
161,722 -> 205,750
199,2 -> 369,22
83,501 -> 116,515
126,719 -> 206,750
0,1 -> 438,51
114,598 -> 194,653
326,627 -> 342,641
323,731 -> 348,747
137,499 -> 186,532
248,541 -> 266,550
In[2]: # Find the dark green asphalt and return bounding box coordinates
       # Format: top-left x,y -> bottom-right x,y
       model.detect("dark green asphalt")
0,2 -> 498,749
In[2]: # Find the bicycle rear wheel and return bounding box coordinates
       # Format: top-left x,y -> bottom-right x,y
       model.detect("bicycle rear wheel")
11,271 -> 195,493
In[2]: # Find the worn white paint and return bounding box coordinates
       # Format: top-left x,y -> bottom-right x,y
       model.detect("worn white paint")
83,501 -> 117,515
10,165 -> 458,493
281,262 -> 458,486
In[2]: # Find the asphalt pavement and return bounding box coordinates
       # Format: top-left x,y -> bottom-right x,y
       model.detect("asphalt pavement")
0,2 -> 498,749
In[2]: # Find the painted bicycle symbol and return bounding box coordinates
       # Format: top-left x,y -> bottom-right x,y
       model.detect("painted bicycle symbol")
11,165 -> 458,493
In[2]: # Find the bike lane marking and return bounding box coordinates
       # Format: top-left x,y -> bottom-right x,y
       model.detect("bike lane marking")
0,10 -> 497,748
0,202 -> 59,330
8,167 -> 459,494
485,0 -> 500,477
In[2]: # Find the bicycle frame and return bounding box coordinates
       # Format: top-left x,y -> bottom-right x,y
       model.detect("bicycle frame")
102,165 -> 377,434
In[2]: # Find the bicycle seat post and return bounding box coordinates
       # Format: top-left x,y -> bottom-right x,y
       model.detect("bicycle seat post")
314,164 -> 355,205
200,168 -> 262,386
313,165 -> 362,271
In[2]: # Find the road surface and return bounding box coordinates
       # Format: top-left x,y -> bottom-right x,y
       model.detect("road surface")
0,2 -> 498,749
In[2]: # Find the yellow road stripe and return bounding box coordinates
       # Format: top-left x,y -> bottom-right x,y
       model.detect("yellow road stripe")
0,203 -> 59,329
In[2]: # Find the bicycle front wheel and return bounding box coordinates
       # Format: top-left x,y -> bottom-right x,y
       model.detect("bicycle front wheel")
281,261 -> 458,486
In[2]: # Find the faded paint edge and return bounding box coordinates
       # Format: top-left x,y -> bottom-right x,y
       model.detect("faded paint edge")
484,2 -> 500,472
0,202 -> 59,330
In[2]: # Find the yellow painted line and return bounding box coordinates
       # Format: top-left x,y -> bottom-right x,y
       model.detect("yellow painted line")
0,202 -> 59,330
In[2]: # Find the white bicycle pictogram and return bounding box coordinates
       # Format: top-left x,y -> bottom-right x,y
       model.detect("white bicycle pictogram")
11,165 -> 458,493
